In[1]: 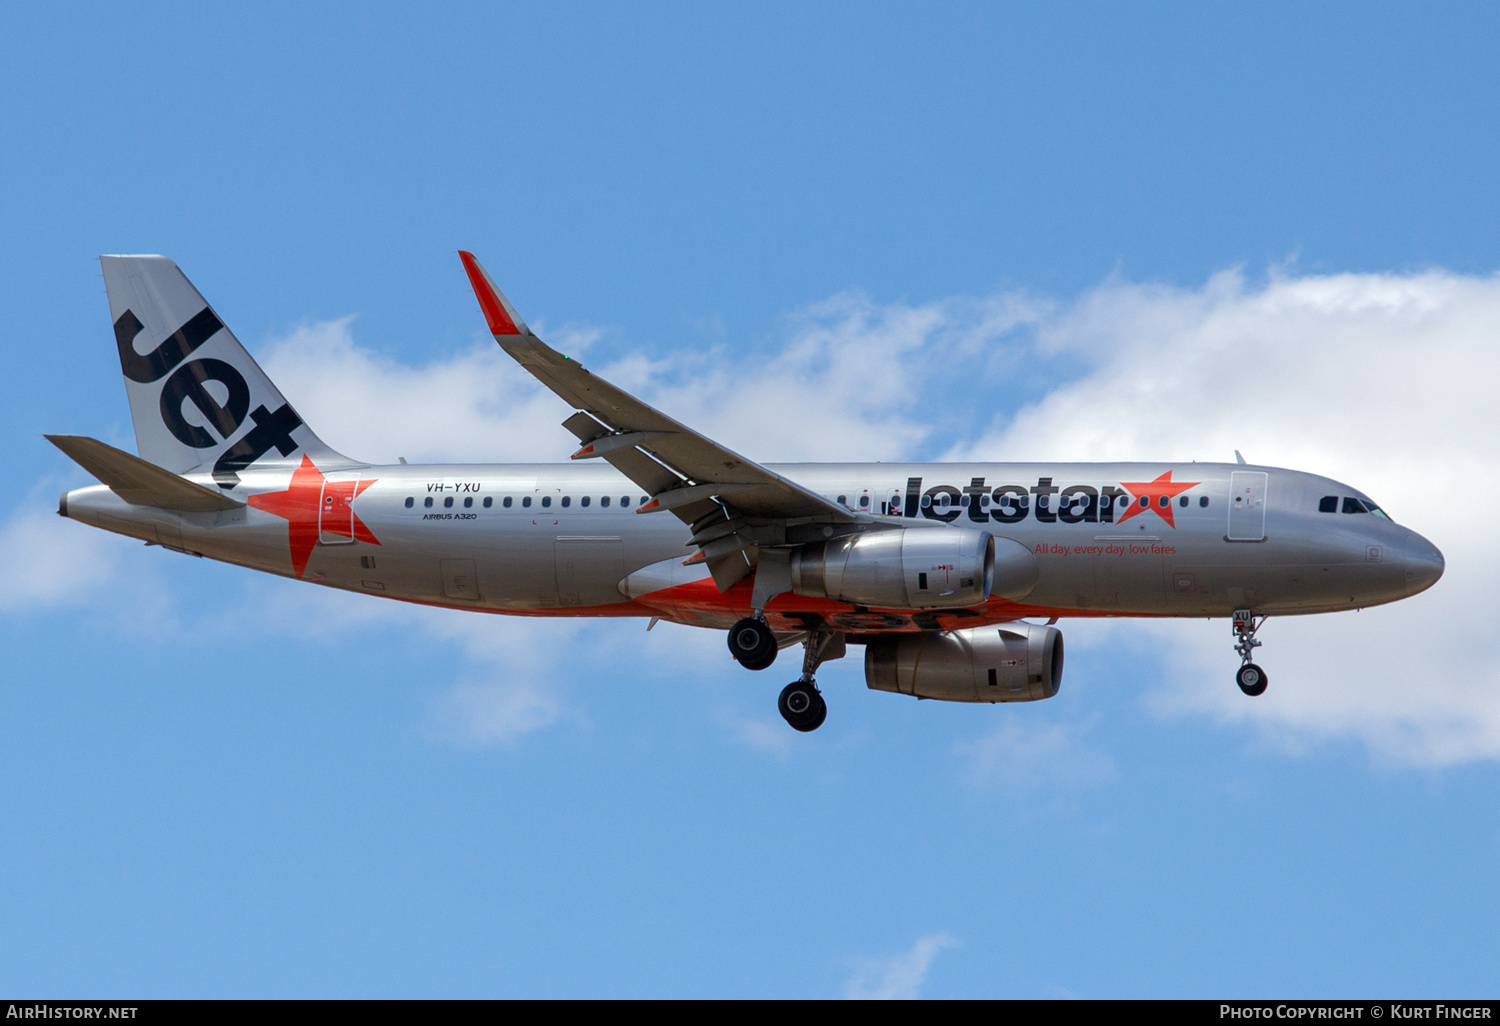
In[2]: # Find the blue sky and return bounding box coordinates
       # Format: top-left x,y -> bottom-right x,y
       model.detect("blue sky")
3,2 -> 1499,997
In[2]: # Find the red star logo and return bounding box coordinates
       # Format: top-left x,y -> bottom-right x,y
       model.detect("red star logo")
1116,470 -> 1199,529
247,455 -> 379,578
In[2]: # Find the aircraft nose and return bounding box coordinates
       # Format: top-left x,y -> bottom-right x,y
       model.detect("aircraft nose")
1403,532 -> 1445,596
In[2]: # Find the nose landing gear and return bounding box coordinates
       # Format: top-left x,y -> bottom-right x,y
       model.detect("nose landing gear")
777,630 -> 844,732
1232,608 -> 1268,696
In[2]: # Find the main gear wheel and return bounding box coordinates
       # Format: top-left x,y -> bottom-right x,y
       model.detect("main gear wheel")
728,617 -> 777,671
778,680 -> 827,732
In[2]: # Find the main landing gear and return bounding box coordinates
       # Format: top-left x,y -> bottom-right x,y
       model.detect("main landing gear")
727,616 -> 778,671
779,680 -> 826,733
779,631 -> 842,732
1232,608 -> 1268,697
726,619 -> 841,732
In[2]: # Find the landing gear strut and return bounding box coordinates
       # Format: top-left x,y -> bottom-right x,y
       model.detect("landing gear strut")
778,631 -> 842,732
727,616 -> 777,671
1232,608 -> 1268,697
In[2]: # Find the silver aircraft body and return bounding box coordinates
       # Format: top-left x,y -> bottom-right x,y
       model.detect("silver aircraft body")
52,253 -> 1445,731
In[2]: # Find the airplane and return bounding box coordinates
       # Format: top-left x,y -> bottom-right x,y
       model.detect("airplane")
49,253 -> 1446,732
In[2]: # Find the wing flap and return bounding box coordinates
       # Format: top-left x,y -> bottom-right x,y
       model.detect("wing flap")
559,410 -> 683,494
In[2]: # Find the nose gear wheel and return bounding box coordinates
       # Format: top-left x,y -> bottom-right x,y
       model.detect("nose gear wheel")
1231,609 -> 1268,696
1236,662 -> 1268,696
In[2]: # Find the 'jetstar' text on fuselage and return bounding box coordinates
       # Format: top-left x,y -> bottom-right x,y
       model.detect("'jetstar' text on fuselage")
902,472 -> 1200,527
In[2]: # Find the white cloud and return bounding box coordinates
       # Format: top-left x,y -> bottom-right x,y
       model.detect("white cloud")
429,673 -> 564,746
717,711 -> 797,757
638,292 -> 1041,462
844,932 -> 957,1000
952,268 -> 1498,767
0,504 -> 119,612
260,318 -> 574,465
259,292 -> 1042,468
417,611 -> 587,745
0,481 -> 176,630
225,578 -> 582,744
953,716 -> 1116,790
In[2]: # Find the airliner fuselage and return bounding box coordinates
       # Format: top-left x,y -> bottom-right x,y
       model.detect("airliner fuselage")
62,459 -> 1441,628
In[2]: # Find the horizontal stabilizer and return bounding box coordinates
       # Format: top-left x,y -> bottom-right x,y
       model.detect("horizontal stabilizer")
46,434 -> 245,512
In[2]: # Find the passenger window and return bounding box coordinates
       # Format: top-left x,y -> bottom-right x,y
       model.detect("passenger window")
837,494 -> 847,505
601,496 -> 610,507
464,497 -> 473,508
1139,496 -> 1148,508
1178,496 -> 1188,508
859,495 -> 869,508
1158,495 -> 1169,508
404,497 -> 414,508
920,495 -> 932,509
621,496 -> 630,508
424,497 -> 433,508
1342,497 -> 1367,514
581,496 -> 590,507
561,496 -> 570,507
1199,496 -> 1209,507
640,496 -> 648,505
483,496 -> 492,508
444,497 -> 453,508
542,496 -> 552,508
522,496 -> 531,508
1319,496 -> 1338,513
502,497 -> 511,508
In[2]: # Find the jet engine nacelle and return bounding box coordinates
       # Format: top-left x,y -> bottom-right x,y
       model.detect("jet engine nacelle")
865,622 -> 1064,703
791,527 -> 1037,610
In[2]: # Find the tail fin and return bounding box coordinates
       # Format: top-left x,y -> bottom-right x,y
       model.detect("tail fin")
101,255 -> 352,490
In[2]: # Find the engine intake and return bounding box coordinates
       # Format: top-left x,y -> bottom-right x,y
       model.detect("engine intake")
865,622 -> 1064,703
791,527 -> 1037,610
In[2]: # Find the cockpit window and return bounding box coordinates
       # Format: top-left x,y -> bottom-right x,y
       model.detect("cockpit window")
1327,494 -> 1391,520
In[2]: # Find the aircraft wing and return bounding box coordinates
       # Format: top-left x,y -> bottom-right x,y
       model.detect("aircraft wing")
459,251 -> 865,591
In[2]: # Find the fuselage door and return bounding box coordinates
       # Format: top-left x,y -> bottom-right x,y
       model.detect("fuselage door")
319,476 -> 359,545
1227,471 -> 1268,541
